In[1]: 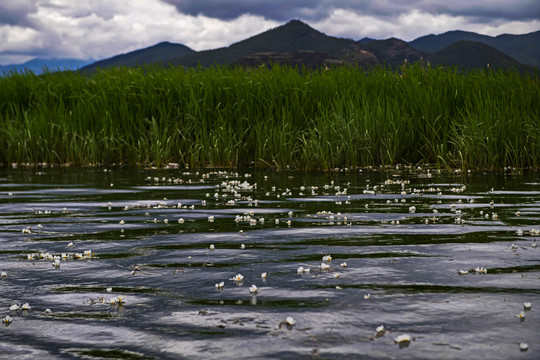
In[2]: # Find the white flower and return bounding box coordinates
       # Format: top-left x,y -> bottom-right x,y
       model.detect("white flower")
21,303 -> 31,310
376,325 -> 385,333
520,343 -> 528,351
106,287 -> 113,292
516,229 -> 523,236
322,255 -> 332,261
364,294 -> 371,300
208,216 -> 214,222
286,316 -> 296,326
52,259 -> 60,267
523,302 -> 532,310
275,219 -> 280,224
215,281 -> 224,289
240,244 -> 245,249
409,206 -> 416,213
178,218 -> 185,223
3,315 -> 13,325
164,219 -> 168,224
83,250 -> 93,257
22,228 -> 31,234
336,286 -> 342,290
67,242 -> 74,247
297,266 -> 304,274
320,263 -> 330,270
209,244 -> 215,250
261,272 -> 267,278
458,270 -> 469,275
45,308 -> 52,314
340,262 -> 347,268
232,274 -> 244,282
119,220 -> 125,225
475,267 -> 487,274
333,273 -> 340,279
0,271 -> 6,278
287,220 -> 291,226
249,285 -> 258,293
516,311 -> 525,319
394,334 -> 411,344
27,254 -> 34,260
9,304 -> 20,311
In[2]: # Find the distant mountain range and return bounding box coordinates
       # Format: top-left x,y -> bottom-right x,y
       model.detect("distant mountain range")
2,20 -> 538,74
0,58 -> 90,75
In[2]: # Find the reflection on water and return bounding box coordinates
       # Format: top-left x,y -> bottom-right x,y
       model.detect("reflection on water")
1,166 -> 539,359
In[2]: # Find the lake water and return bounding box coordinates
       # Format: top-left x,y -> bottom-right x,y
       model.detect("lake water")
1,166 -> 538,359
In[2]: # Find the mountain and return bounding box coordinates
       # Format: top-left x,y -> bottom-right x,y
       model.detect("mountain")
431,40 -> 522,70
360,38 -> 428,67
410,30 -> 540,68
81,41 -> 194,72
167,20 -> 356,67
75,20 -> 536,73
0,58 -> 90,75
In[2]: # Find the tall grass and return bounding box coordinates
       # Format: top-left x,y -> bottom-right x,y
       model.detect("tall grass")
1,64 -> 538,170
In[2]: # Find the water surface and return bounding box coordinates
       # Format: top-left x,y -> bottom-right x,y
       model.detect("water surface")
1,166 -> 538,359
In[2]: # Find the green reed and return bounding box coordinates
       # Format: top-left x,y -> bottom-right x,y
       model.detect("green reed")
1,64 -> 538,170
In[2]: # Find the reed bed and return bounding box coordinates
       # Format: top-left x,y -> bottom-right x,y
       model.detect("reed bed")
1,64 -> 538,170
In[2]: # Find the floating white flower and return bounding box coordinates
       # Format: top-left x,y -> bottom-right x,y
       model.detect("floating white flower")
232,274 -> 244,282
21,303 -> 31,311
0,271 -> 6,278
164,219 -> 168,224
119,220 -> 124,225
67,242 -> 74,248
516,311 -> 525,319
287,220 -> 291,226
261,272 -> 267,279
322,255 -> 332,261
249,284 -> 258,293
240,244 -> 245,249
209,244 -> 215,250
215,281 -> 224,289
178,218 -> 185,223
394,334 -> 411,344
208,216 -> 214,222
340,262 -> 347,268
27,254 -> 34,260
336,286 -> 342,290
516,229 -> 523,236
83,250 -> 93,257
45,308 -> 52,314
286,316 -> 296,326
297,266 -> 304,274
3,315 -> 13,325
409,206 -> 416,213
458,270 -> 469,275
106,287 -> 113,292
22,228 -> 31,234
9,304 -> 20,311
320,263 -> 330,270
275,219 -> 280,224
376,325 -> 385,333
523,302 -> 532,310
520,343 -> 528,351
52,259 -> 60,267
333,273 -> 340,279
364,294 -> 371,300
475,267 -> 487,274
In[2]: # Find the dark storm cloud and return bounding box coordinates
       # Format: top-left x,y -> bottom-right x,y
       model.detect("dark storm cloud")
160,0 -> 540,22
0,0 -> 39,27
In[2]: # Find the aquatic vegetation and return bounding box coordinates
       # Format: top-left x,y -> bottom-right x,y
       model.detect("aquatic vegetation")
1,65 -> 538,169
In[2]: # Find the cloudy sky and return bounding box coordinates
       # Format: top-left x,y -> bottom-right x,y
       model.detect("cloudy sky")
1,0 -> 539,65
